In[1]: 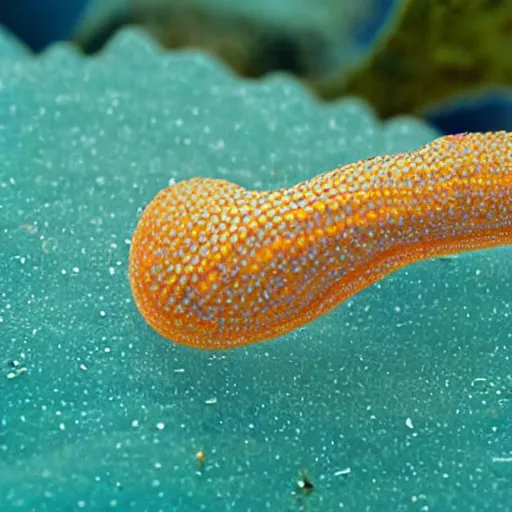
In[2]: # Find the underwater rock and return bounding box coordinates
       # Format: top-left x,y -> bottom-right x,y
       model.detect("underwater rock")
315,0 -> 512,122
73,0 -> 377,78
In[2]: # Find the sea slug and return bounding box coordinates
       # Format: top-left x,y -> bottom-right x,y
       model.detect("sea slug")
129,131 -> 512,349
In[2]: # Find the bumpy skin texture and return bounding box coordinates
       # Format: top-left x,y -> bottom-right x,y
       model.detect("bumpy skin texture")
129,132 -> 512,349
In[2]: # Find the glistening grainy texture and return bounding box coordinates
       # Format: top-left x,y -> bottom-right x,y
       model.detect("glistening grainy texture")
129,132 -> 512,348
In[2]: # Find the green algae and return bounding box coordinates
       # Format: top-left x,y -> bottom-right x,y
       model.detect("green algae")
315,0 -> 512,118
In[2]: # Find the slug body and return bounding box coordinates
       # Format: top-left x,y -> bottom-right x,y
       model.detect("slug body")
129,132 -> 512,349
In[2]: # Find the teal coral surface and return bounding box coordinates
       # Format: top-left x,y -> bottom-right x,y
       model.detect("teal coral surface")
1,29 -> 511,511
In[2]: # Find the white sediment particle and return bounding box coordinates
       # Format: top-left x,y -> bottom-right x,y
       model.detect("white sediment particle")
205,397 -> 217,405
334,467 -> 351,477
406,417 -> 414,429
492,456 -> 512,463
6,367 -> 27,379
42,237 -> 58,253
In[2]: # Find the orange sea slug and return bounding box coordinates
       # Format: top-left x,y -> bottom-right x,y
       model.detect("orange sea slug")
129,132 -> 512,349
